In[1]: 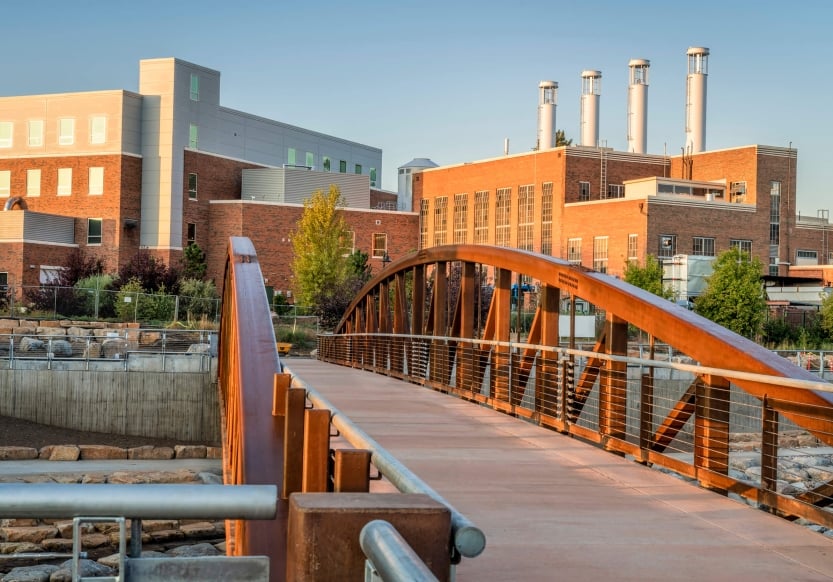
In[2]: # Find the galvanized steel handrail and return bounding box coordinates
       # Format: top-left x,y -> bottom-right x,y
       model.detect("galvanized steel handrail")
284,363 -> 487,559
360,520 -> 440,582
324,332 -> 833,396
0,483 -> 277,519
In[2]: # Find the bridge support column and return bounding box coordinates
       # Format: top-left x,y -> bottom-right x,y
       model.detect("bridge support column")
694,375 -> 730,494
491,268 -> 512,408
536,284 -> 560,418
599,313 -> 627,442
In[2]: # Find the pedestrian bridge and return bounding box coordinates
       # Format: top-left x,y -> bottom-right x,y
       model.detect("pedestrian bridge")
219,238 -> 833,580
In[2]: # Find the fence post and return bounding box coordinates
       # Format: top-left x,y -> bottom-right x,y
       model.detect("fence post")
173,295 -> 179,325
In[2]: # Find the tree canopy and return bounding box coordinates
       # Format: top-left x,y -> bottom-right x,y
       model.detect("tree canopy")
623,255 -> 673,300
291,185 -> 353,310
555,129 -> 573,147
694,247 -> 766,339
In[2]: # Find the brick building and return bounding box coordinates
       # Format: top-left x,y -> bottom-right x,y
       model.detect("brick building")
413,143 -> 832,293
0,57 -> 414,295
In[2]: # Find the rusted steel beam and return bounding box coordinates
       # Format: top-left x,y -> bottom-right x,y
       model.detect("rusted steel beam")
302,409 -> 331,493
282,387 -> 307,500
333,449 -> 371,493
218,237 -> 286,579
491,269 -> 512,403
568,330 -> 606,422
761,397 -> 780,496
651,381 -> 697,452
599,314 -> 628,440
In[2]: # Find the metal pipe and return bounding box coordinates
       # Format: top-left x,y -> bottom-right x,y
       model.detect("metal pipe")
285,365 -> 486,559
360,520 -> 439,582
0,484 -> 277,520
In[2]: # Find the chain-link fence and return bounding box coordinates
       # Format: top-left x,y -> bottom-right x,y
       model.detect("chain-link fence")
0,285 -> 219,326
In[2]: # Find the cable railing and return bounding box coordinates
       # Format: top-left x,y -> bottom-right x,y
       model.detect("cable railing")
0,328 -> 216,372
318,332 -> 833,530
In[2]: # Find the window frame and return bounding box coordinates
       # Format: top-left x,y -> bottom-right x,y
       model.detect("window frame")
567,238 -> 582,264
627,234 -> 638,261
453,193 -> 469,245
90,116 -> 106,144
27,169 -> 41,197
658,234 -> 676,258
190,73 -> 200,101
187,222 -> 197,246
323,157 -> 331,172
0,121 -> 12,148
87,218 -> 103,245
579,181 -> 590,201
58,118 -> 75,145
354,163 -> 362,175
339,160 -> 347,173
730,239 -> 752,255
28,120 -> 43,147
370,168 -> 377,187
88,167 -> 104,196
57,168 -> 72,196
188,123 -> 198,149
692,236 -> 715,257
188,173 -> 198,200
372,233 -> 388,258
0,170 -> 10,197
593,236 -> 609,273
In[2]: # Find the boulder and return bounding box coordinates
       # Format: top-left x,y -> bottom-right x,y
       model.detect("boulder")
166,542 -> 219,557
98,550 -> 166,569
127,446 -> 174,460
100,338 -> 128,359
0,526 -> 58,544
0,319 -> 20,328
0,520 -> 38,528
78,445 -> 126,460
40,538 -> 73,552
206,446 -> 222,459
18,337 -> 44,352
65,327 -> 91,337
0,542 -> 41,555
47,446 -> 80,462
49,559 -> 114,582
178,522 -> 219,538
0,564 -> 59,581
138,331 -> 162,346
174,445 -> 206,459
82,342 -> 101,359
48,340 -> 73,357
80,474 -> 106,484
187,343 -> 210,353
0,447 -> 38,461
79,533 -> 110,549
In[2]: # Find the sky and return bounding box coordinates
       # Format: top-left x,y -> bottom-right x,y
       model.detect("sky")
3,0 -> 831,215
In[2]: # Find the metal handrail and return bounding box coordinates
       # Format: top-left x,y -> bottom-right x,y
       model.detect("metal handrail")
360,520 -> 439,582
285,364 -> 486,559
0,484 -> 277,519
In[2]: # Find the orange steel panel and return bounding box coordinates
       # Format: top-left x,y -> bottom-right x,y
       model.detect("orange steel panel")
333,449 -> 371,493
283,388 -> 307,499
302,409 -> 331,493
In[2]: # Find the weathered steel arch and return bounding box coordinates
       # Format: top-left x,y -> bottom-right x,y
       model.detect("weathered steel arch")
335,244 -> 833,441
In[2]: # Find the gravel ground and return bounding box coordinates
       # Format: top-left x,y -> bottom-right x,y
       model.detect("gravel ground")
0,415 -> 217,449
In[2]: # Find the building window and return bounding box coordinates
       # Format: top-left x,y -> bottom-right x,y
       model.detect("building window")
355,164 -> 362,175
187,223 -> 196,246
28,120 -> 43,147
27,169 -> 41,197
90,116 -> 106,144
495,187 -> 511,247
770,181 -> 781,245
796,249 -> 818,266
0,122 -> 12,148
567,238 -> 582,264
692,236 -> 715,256
87,218 -> 102,245
188,124 -> 198,149
286,148 -> 296,165
627,234 -> 638,261
339,160 -> 347,173
433,196 -> 448,246
593,236 -> 609,273
474,190 -> 489,244
541,182 -> 553,255
370,168 -> 377,187
190,73 -> 200,101
730,239 -> 752,256
188,173 -> 198,199
88,167 -> 104,196
323,157 -> 331,172
305,152 -> 314,168
453,193 -> 468,244
0,171 -> 10,197
658,234 -> 676,258
59,118 -> 74,145
372,233 -> 387,258
419,200 -> 429,249
730,181 -> 746,203
341,231 -> 356,256
518,184 -> 534,251
579,181 -> 590,201
57,168 -> 72,196
606,184 -> 624,199
0,272 -> 7,289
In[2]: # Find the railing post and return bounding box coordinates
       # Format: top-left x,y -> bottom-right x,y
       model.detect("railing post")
302,409 -> 331,493
694,374 -> 730,493
333,449 -> 371,493
760,396 -> 780,511
638,371 -> 654,462
599,314 -> 627,442
282,387 -> 307,499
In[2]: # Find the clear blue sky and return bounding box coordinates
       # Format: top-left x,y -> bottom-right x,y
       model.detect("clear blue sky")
4,0 -> 831,215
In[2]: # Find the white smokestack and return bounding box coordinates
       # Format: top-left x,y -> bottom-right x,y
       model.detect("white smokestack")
627,59 -> 650,154
537,81 -> 558,150
580,70 -> 602,147
685,46 -> 709,153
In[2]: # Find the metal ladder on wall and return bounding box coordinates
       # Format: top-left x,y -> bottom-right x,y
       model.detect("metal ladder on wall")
599,147 -> 608,200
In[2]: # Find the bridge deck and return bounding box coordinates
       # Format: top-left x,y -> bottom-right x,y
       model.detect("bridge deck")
286,358 -> 833,581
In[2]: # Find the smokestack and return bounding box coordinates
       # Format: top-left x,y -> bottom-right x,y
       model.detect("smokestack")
685,46 -> 709,153
537,81 -> 558,150
580,70 -> 602,147
627,59 -> 650,154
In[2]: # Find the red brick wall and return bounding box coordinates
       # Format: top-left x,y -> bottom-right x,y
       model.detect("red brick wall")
207,202 -> 419,298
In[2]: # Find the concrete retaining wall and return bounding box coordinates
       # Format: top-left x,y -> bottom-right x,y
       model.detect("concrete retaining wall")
0,369 -> 220,443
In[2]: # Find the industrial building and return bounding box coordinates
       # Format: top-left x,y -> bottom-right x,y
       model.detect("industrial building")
412,47 -> 832,301
0,57 -> 414,295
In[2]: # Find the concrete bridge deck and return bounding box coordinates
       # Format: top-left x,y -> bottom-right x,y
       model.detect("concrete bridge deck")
286,358 -> 833,581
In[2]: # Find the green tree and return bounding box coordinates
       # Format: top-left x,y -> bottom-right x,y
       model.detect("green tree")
623,255 -> 673,300
555,129 -> 573,147
182,243 -> 207,280
179,278 -> 219,322
347,249 -> 372,284
694,248 -> 766,339
291,185 -> 352,308
820,290 -> 833,339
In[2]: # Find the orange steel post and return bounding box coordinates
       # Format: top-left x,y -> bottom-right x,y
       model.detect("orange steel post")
302,409 -> 331,493
760,397 -> 780,509
537,285 -> 560,416
430,262 -> 448,385
491,268 -> 512,407
599,313 -> 628,442
272,373 -> 290,417
694,374 -> 731,493
333,449 -> 371,493
282,387 -> 307,499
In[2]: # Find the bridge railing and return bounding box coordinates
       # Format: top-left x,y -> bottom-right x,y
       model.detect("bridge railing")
318,332 -> 833,530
